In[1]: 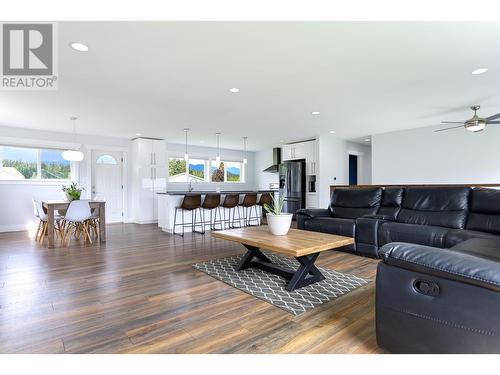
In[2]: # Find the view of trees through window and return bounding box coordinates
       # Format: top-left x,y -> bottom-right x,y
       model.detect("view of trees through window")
0,146 -> 71,180
169,156 -> 243,183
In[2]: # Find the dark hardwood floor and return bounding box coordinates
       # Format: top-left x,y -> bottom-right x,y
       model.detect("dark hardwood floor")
0,223 -> 381,353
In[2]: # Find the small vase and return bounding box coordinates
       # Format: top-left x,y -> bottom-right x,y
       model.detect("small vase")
266,213 -> 293,235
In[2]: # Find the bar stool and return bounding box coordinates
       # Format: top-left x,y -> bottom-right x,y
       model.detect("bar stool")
238,193 -> 259,227
201,193 -> 221,231
173,194 -> 204,236
256,193 -> 273,225
215,194 -> 240,229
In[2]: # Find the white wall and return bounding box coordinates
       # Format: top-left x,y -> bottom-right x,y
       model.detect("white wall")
254,149 -> 279,190
0,125 -> 129,232
372,125 -> 500,184
166,142 -> 256,191
318,136 -> 372,207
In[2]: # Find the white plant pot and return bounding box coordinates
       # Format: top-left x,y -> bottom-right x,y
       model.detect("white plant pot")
266,213 -> 293,236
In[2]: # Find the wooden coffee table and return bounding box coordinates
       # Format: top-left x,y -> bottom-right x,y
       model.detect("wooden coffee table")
211,226 -> 354,291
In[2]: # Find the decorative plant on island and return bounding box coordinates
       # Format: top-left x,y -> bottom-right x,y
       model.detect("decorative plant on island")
62,182 -> 84,201
263,194 -> 293,235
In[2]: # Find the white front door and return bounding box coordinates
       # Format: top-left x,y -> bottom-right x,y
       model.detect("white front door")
91,150 -> 124,223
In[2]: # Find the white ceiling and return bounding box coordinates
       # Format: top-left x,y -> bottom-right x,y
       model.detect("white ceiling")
1,21 -> 499,151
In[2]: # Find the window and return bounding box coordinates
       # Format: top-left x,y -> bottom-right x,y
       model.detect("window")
188,158 -> 205,181
168,157 -> 187,182
226,162 -> 241,182
210,160 -> 244,183
41,149 -> 71,179
210,161 -> 224,182
0,146 -> 72,181
169,155 -> 244,183
96,154 -> 117,165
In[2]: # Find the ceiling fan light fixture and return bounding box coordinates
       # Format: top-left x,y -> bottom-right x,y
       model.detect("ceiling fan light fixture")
471,68 -> 488,75
465,121 -> 486,132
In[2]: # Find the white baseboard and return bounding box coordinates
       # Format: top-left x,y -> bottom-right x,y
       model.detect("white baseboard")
0,224 -> 31,233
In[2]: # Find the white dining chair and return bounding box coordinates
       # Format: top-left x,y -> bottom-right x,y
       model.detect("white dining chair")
61,200 -> 93,245
32,199 -> 63,243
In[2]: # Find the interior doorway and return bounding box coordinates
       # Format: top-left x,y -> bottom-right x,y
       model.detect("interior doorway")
349,154 -> 358,185
91,150 -> 124,223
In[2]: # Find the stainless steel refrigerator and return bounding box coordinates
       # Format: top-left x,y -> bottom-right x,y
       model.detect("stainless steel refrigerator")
279,160 -> 306,218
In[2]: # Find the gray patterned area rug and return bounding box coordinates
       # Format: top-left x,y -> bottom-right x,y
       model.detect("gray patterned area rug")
193,252 -> 370,316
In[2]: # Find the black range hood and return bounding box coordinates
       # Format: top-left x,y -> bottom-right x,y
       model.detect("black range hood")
263,147 -> 281,173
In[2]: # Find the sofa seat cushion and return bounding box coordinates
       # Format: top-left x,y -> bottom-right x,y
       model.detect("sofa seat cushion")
378,221 -> 449,248
450,238 -> 500,262
304,217 -> 356,237
445,229 -> 500,248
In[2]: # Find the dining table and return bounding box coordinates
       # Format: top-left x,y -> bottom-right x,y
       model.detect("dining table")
41,200 -> 106,248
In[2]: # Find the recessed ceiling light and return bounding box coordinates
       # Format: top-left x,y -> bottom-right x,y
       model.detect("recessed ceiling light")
279,140 -> 284,143
311,111 -> 321,115
199,140 -> 205,143
229,88 -> 240,93
364,138 -> 370,142
472,68 -> 488,75
70,42 -> 89,52
329,130 -> 336,134
135,133 -> 142,136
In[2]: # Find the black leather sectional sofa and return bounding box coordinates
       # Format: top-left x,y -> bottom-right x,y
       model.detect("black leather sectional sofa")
296,186 -> 500,353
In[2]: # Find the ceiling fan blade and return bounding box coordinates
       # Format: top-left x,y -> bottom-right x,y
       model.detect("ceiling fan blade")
434,125 -> 464,132
440,121 -> 465,124
488,121 -> 500,124
487,113 -> 500,121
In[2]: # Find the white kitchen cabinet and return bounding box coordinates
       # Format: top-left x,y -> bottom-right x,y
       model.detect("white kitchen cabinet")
282,142 -> 307,161
304,140 -> 318,175
306,192 -> 319,208
133,137 -> 167,166
131,138 -> 167,223
281,144 -> 294,161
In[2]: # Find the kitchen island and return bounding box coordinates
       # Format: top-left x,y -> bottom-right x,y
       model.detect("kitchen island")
157,190 -> 276,233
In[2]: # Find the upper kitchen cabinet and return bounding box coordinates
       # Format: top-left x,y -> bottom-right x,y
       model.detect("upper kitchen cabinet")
133,137 -> 167,166
281,142 -> 306,161
281,139 -> 318,175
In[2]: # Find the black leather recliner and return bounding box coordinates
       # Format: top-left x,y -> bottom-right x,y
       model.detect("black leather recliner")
296,187 -> 382,238
377,241 -> 500,353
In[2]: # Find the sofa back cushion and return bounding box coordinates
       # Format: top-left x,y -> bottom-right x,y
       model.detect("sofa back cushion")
466,188 -> 500,235
377,188 -> 404,219
329,187 -> 382,219
397,187 -> 470,229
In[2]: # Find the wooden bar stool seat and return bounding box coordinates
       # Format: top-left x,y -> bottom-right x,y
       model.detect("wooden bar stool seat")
201,193 -> 222,231
215,194 -> 241,229
238,193 -> 259,227
173,194 -> 204,236
257,193 -> 273,225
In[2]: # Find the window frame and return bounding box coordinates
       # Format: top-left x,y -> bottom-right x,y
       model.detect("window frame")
0,144 -> 75,182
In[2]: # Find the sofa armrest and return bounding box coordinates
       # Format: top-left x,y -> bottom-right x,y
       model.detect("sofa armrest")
379,242 -> 500,292
355,216 -> 393,257
295,208 -> 331,219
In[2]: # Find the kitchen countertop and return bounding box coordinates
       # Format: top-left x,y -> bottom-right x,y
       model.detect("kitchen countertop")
157,190 -> 277,195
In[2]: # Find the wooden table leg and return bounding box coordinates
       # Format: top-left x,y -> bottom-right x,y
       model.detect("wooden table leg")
47,205 -> 55,248
99,203 -> 106,243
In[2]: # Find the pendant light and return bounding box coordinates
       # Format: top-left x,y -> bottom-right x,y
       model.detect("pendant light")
242,136 -> 248,164
62,117 -> 84,162
215,132 -> 221,164
183,128 -> 189,160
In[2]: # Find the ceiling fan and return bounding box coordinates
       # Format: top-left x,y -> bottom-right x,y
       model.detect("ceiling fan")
434,105 -> 500,133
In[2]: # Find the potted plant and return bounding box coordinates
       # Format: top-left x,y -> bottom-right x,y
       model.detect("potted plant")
263,195 -> 293,235
62,182 -> 84,201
